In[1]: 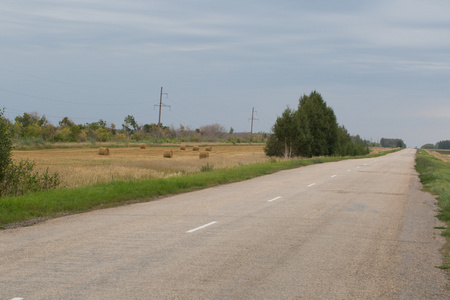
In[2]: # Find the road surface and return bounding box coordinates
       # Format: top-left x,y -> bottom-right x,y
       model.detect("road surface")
1,148 -> 448,299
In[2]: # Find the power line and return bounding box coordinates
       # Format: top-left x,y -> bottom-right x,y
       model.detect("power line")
0,67 -> 136,91
0,87 -> 147,106
169,98 -> 244,125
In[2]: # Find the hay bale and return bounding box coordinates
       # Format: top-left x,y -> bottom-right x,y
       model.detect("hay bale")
163,150 -> 173,158
205,146 -> 212,151
140,143 -> 146,149
180,144 -> 186,150
98,147 -> 110,156
193,146 -> 199,151
199,151 -> 209,159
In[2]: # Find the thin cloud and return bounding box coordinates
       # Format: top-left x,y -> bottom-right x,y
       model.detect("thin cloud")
1,0 -> 449,148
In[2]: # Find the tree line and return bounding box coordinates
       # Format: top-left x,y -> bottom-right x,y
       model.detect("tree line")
380,138 -> 406,148
421,140 -> 450,150
265,91 -> 370,158
6,112 -> 264,144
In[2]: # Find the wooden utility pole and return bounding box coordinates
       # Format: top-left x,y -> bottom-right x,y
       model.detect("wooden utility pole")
154,87 -> 169,129
249,107 -> 258,139
154,87 -> 170,139
251,107 -> 255,137
158,87 -> 163,127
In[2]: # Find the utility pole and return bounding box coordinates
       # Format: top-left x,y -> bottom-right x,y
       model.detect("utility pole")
249,107 -> 258,139
154,87 -> 170,127
154,87 -> 170,139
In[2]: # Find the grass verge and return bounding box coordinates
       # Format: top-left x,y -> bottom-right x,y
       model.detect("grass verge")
415,150 -> 450,270
1,149 -> 399,229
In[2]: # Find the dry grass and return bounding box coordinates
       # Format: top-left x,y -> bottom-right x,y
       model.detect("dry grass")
426,150 -> 450,163
12,145 -> 267,189
369,147 -> 395,154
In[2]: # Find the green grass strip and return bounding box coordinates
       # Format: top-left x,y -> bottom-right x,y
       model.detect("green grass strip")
415,150 -> 450,270
0,150 -> 399,228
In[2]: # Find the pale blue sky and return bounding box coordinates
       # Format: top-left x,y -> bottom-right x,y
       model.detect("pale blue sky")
1,0 -> 449,147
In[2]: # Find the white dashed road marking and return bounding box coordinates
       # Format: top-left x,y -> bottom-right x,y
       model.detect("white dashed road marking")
186,221 -> 217,233
268,196 -> 282,202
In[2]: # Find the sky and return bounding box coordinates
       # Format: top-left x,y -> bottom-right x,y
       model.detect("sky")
1,0 -> 449,148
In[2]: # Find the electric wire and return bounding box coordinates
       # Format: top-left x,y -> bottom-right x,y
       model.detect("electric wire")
0,87 -> 147,106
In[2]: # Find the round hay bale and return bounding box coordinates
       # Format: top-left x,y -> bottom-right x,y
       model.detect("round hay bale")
193,146 -> 199,151
140,143 -> 146,149
205,146 -> 212,151
199,151 -> 209,159
163,150 -> 173,158
180,144 -> 186,150
98,147 -> 110,156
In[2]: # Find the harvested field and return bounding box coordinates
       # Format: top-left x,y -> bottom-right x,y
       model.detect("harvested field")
369,147 -> 395,154
426,149 -> 450,163
11,145 -> 267,189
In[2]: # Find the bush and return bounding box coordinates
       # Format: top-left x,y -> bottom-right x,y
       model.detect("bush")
0,108 -> 13,183
0,108 -> 60,197
17,137 -> 45,147
264,134 -> 284,157
0,160 -> 60,196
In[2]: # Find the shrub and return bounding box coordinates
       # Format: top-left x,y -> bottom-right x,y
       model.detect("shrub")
17,137 -> 45,147
0,108 -> 60,197
0,160 -> 60,196
0,108 -> 13,183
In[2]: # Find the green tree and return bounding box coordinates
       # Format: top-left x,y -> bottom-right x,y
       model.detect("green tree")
335,125 -> 352,156
0,108 -> 13,183
296,91 -> 338,157
335,126 -> 369,156
94,128 -> 110,142
421,143 -> 436,149
98,119 -> 107,129
0,109 -> 59,197
271,107 -> 299,158
14,112 -> 48,138
436,140 -> 450,149
380,138 -> 406,148
123,115 -> 139,134
69,125 -> 82,142
59,116 -> 75,128
265,91 -> 368,158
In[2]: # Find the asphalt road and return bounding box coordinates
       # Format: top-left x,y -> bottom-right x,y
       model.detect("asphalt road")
1,148 -> 448,299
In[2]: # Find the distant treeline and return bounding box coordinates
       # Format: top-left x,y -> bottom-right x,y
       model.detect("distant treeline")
380,138 -> 406,148
421,140 -> 450,150
4,112 -> 264,145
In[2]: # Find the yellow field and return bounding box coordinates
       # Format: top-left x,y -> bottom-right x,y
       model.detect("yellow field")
368,147 -> 395,154
426,149 -> 450,163
12,145 -> 267,188
11,144 -> 388,189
